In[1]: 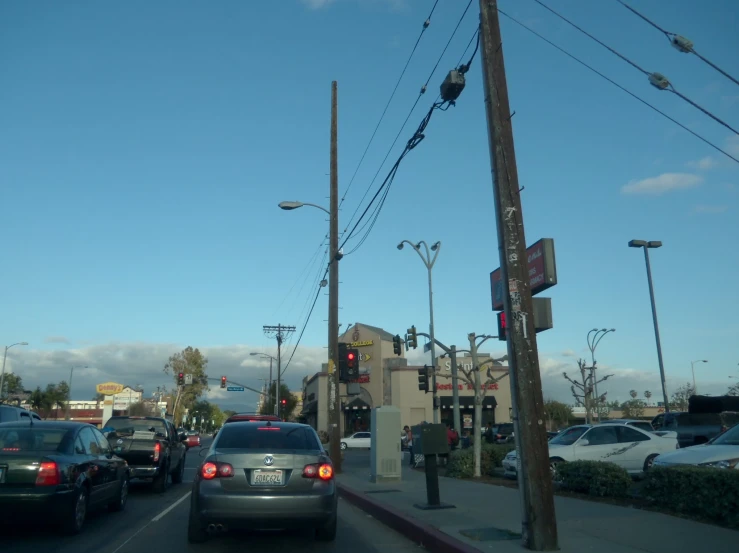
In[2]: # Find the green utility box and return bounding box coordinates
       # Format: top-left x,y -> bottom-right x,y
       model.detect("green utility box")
412,423 -> 449,455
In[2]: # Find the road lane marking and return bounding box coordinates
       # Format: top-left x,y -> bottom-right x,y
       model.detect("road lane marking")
152,491 -> 191,521
110,491 -> 191,553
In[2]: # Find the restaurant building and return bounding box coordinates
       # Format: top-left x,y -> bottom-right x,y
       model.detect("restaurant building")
301,322 -> 512,435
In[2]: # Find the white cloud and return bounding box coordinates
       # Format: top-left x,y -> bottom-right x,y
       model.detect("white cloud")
560,349 -> 577,358
621,173 -> 703,195
687,156 -> 718,170
44,336 -> 70,344
694,204 -> 728,214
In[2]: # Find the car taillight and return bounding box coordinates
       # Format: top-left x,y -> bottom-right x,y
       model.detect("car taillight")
257,427 -> 280,431
153,442 -> 161,462
303,463 -> 333,481
201,461 -> 233,480
36,461 -> 60,486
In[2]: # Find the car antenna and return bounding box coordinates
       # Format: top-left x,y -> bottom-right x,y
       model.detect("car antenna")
265,420 -> 272,427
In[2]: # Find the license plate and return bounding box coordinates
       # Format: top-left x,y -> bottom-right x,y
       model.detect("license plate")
251,469 -> 283,486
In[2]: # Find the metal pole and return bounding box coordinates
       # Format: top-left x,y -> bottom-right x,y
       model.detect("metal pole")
276,327 -> 282,417
643,247 -> 670,412
450,345 -> 461,435
65,367 -> 74,420
691,361 -> 697,394
328,81 -> 343,473
0,347 -> 8,402
269,357 -> 273,412
427,260 -> 439,424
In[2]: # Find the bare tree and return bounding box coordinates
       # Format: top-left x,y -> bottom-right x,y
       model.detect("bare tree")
563,359 -> 613,424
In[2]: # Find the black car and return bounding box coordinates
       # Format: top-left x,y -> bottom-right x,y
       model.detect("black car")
0,420 -> 129,534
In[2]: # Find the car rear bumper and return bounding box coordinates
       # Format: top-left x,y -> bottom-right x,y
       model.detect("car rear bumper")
0,487 -> 75,520
193,485 -> 337,529
128,465 -> 161,479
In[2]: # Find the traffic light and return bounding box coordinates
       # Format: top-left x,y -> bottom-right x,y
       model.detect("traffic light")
338,343 -> 359,382
497,311 -> 507,341
406,326 -> 418,349
281,398 -> 287,406
392,334 -> 403,356
418,365 -> 430,393
221,376 -> 227,389
177,373 -> 184,386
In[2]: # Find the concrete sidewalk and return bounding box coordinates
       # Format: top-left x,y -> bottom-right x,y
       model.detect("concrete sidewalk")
337,451 -> 738,553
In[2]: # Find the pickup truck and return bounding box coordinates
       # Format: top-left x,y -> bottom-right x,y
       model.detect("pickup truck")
103,415 -> 188,492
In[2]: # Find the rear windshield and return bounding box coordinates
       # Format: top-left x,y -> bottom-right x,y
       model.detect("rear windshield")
105,418 -> 167,438
216,425 -> 320,450
0,428 -> 68,452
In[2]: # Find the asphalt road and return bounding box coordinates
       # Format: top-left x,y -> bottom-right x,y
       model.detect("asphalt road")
3,438 -> 422,553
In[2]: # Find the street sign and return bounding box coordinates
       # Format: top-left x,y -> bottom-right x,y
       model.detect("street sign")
184,373 -> 193,385
227,386 -> 244,392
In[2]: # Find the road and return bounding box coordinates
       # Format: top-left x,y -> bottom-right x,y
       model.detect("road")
3,438 -> 421,553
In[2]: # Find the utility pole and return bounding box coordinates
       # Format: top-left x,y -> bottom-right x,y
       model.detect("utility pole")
479,1 -> 558,550
263,324 -> 295,418
328,81 -> 342,473
449,345 -> 462,435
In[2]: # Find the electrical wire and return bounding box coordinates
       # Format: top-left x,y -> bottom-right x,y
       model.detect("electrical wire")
271,235 -> 327,317
340,0 -> 476,247
615,0 -> 739,88
339,0 -> 441,214
497,8 -> 739,165
532,0 -> 739,137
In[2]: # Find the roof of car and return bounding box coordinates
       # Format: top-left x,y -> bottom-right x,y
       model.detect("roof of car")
599,419 -> 649,424
0,420 -> 90,430
219,420 -> 310,430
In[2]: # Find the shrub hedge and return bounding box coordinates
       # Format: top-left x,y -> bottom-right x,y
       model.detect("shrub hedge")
445,444 -> 515,479
643,465 -> 739,527
555,460 -> 632,498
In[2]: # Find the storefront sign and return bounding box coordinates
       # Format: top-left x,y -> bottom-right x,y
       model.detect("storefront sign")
350,340 -> 373,348
349,374 -> 370,384
436,382 -> 499,391
96,382 -> 125,396
490,238 -> 557,311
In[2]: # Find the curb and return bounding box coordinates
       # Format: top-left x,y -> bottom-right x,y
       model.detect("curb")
337,483 -> 481,553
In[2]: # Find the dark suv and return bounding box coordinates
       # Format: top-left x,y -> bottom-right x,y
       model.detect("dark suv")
0,405 -> 41,423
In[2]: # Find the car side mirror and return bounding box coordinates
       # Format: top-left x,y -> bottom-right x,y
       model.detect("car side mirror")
178,432 -> 187,442
578,439 -> 590,446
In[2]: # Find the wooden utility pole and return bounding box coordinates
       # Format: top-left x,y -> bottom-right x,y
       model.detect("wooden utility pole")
479,1 -> 558,550
328,81 -> 342,473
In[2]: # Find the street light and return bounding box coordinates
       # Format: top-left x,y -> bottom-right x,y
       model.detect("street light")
66,365 -> 89,420
278,201 -> 331,215
398,239 -> 441,424
587,328 -> 616,422
250,352 -> 276,414
690,360 -> 708,394
0,342 -> 29,402
628,239 -> 670,412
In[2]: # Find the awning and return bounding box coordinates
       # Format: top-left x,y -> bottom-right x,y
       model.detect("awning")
301,400 -> 318,415
342,397 -> 371,411
439,396 -> 497,410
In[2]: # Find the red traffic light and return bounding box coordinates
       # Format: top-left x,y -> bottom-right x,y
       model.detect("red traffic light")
221,376 -> 226,382
281,399 -> 287,405
347,352 -> 355,361
179,373 -> 184,378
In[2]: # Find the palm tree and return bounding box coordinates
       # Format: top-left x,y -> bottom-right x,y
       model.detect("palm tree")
644,390 -> 652,403
629,389 -> 638,399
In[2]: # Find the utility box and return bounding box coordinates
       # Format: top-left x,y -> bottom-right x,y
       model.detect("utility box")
412,423 -> 449,456
370,406 -> 402,483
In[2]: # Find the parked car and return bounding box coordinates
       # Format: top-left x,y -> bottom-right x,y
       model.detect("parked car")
651,411 -> 738,448
597,419 -> 654,433
340,431 -> 371,450
492,423 -> 515,444
0,405 -> 41,423
104,416 -> 187,492
0,420 -> 129,534
187,420 -> 337,543
502,424 -> 678,478
653,422 -> 739,470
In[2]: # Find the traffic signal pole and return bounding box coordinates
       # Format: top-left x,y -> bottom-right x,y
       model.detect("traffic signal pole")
479,1 -> 558,549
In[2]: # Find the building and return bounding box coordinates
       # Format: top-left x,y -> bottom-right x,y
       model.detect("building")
301,322 -> 513,436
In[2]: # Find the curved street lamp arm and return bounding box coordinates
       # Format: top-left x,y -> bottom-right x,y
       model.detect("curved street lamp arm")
300,202 -> 330,216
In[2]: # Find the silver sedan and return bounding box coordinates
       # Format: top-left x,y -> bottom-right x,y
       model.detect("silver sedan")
187,421 -> 338,543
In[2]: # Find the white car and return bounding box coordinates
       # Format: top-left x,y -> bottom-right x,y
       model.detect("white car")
340,431 -> 371,450
502,424 -> 678,477
653,423 -> 739,470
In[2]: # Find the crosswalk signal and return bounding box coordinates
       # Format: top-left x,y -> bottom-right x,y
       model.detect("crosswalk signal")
417,365 -> 430,393
221,376 -> 227,389
177,372 -> 184,386
497,311 -> 507,341
392,334 -> 403,356
406,326 -> 418,349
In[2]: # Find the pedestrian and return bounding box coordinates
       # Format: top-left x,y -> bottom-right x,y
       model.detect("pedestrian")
404,425 -> 414,466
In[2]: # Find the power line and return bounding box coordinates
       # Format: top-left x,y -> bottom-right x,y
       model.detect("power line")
496,8 -> 739,165
339,0 -> 441,213
532,0 -> 739,137
341,0 -> 476,244
271,235 -> 327,317
615,0 -> 739,88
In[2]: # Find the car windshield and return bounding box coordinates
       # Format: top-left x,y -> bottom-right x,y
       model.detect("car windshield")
709,424 -> 739,446
216,425 -> 320,450
549,426 -> 588,445
106,418 -> 167,438
0,428 -> 68,452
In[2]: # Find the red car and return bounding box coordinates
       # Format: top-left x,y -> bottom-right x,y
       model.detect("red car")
185,432 -> 201,448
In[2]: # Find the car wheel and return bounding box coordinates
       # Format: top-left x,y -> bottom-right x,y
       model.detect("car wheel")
62,485 -> 89,535
643,454 -> 658,472
187,509 -> 209,543
549,458 -> 564,480
340,442 -> 347,450
315,515 -> 337,542
109,474 -> 129,512
152,461 -> 170,493
172,455 -> 186,484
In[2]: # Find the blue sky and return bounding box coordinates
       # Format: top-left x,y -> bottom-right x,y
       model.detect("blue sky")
1,0 -> 738,408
